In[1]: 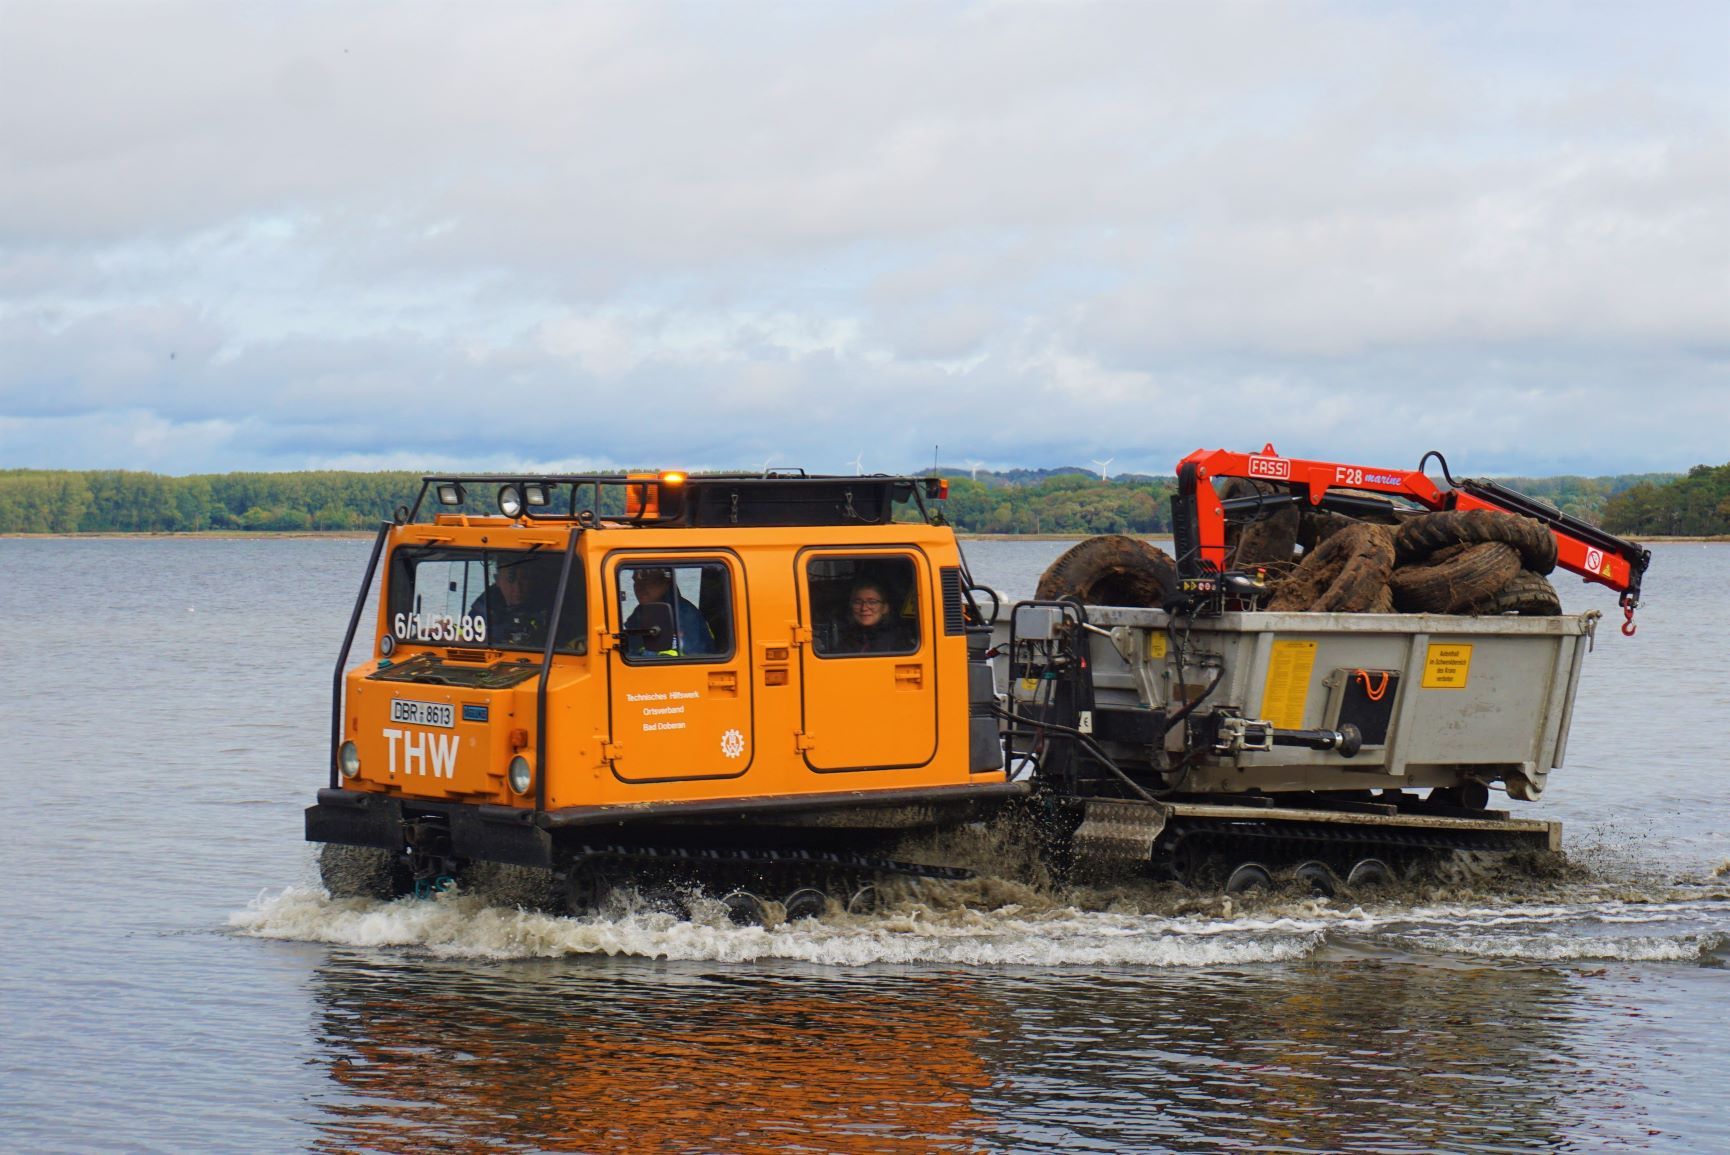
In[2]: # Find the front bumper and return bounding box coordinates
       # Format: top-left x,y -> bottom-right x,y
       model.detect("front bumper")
306,788 -> 554,867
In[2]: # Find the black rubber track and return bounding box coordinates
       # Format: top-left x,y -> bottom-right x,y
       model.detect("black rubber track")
1395,509 -> 1558,573
1474,569 -> 1563,616
1266,523 -> 1395,613
1036,534 -> 1178,607
558,845 -> 970,916
1389,540 -> 1523,614
1154,818 -> 1545,885
318,843 -> 411,900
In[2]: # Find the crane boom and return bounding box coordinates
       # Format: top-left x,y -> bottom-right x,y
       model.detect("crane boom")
1172,444 -> 1650,631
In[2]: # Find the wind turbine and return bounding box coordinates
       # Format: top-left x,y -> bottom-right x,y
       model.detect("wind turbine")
755,455 -> 775,476
849,452 -> 864,476
965,459 -> 986,481
1091,457 -> 1115,481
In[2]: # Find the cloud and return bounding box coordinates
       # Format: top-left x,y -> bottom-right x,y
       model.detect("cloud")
0,1 -> 1725,476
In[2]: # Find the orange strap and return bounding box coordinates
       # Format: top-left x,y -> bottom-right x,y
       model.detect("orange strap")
1353,669 -> 1390,701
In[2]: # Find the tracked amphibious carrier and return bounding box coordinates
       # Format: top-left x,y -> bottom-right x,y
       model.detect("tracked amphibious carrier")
306,450 -> 1647,914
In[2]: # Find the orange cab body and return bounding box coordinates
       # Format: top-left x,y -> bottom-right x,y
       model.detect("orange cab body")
342,520 -> 997,808
307,473 -> 1011,879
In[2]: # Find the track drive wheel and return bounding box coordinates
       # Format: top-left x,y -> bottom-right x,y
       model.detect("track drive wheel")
1225,863 -> 1274,894
720,890 -> 769,926
1163,833 -> 1204,886
782,888 -> 829,922
1345,858 -> 1395,890
1292,860 -> 1338,897
563,865 -> 619,917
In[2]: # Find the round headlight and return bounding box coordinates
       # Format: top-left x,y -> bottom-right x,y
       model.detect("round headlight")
379,632 -> 396,657
339,741 -> 361,778
508,755 -> 533,794
498,484 -> 523,519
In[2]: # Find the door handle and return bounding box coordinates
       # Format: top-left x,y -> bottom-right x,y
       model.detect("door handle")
894,663 -> 924,688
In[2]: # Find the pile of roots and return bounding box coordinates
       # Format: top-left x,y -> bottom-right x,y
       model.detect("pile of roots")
1259,506 -> 1561,616
1036,502 -> 1562,617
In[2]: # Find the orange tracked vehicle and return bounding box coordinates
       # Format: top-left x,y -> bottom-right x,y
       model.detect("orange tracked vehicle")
308,451 -> 1649,909
308,471 -> 1014,914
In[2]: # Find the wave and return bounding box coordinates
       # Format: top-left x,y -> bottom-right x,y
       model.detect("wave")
1387,930 -> 1728,964
231,887 -> 1326,968
231,865 -> 1730,970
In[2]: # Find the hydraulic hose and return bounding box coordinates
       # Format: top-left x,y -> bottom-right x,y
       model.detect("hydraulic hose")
990,703 -> 1158,804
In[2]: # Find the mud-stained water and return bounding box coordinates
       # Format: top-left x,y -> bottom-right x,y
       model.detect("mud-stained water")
233,870 -> 1730,970
6,538 -> 1729,1152
227,876 -> 1730,1153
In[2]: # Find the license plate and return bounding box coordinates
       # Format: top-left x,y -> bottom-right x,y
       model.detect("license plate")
390,699 -> 454,728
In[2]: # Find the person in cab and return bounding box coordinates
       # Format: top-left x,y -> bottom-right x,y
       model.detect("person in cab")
470,556 -> 558,647
823,580 -> 913,654
624,567 -> 715,657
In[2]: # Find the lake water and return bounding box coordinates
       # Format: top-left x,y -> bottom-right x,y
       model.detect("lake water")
2,536 -> 1726,1152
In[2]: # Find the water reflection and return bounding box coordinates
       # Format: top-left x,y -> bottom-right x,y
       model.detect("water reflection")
991,954 -> 1655,1152
305,944 -> 1668,1153
309,955 -> 999,1153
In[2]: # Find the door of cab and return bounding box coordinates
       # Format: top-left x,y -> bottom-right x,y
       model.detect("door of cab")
603,553 -> 753,782
797,547 -> 938,772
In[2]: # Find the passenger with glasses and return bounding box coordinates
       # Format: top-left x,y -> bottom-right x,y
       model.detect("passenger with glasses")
821,579 -> 913,654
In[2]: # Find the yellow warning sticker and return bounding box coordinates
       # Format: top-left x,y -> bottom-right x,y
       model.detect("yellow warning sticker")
1261,640 -> 1317,729
1146,632 -> 1168,659
1422,643 -> 1474,688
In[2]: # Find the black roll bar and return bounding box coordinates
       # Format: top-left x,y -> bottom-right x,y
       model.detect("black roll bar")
330,521 -> 393,788
534,528 -> 584,814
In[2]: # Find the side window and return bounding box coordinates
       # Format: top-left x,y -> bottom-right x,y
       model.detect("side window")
618,561 -> 733,663
809,555 -> 920,658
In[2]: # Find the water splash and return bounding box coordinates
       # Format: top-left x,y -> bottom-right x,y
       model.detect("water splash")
230,886 -> 1328,967
240,818 -> 1730,970
232,868 -> 1730,969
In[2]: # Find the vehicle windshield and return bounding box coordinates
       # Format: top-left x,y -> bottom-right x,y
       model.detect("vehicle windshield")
387,547 -> 587,654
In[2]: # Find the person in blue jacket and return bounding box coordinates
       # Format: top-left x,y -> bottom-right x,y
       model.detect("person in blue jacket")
624,567 -> 715,657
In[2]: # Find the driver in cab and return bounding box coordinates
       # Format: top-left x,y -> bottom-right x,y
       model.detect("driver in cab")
624,567 -> 715,658
471,558 -> 554,647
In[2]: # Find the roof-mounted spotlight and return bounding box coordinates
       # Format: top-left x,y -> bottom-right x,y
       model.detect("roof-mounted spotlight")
436,482 -> 467,506
523,483 -> 551,508
498,484 -> 524,519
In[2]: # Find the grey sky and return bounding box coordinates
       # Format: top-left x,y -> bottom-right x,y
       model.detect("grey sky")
2,1 -> 1725,477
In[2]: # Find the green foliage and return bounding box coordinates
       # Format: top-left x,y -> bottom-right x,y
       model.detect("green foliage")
0,471 -> 94,533
934,474 -> 1175,534
1601,463 -> 1730,536
0,464 -> 1715,536
1491,473 -> 1677,526
0,469 -> 423,533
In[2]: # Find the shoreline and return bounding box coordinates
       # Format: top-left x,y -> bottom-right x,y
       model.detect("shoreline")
1,530 -> 379,540
5,531 -> 1726,543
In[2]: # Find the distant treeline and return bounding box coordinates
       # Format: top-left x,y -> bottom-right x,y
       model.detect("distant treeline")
0,465 -> 1701,536
1598,463 -> 1730,536
930,469 -> 1679,536
0,469 -> 424,533
934,473 -> 1175,534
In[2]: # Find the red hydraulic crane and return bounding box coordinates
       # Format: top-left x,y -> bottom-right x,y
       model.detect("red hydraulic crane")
1171,444 -> 1650,634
